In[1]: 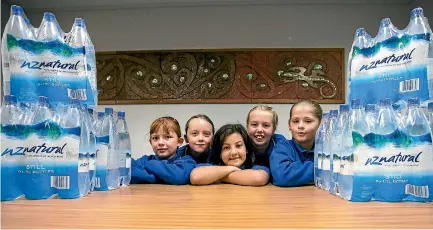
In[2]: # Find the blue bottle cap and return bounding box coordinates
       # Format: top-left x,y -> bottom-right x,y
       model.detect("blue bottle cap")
339,104 -> 349,112
330,109 -> 338,117
43,12 -> 56,22
105,108 -> 113,115
428,102 -> 433,111
38,96 -> 49,105
380,18 -> 392,27
351,99 -> 361,109
410,7 -> 424,19
117,111 -> 125,118
355,28 -> 366,37
408,98 -> 420,106
11,5 -> 24,16
365,104 -> 376,112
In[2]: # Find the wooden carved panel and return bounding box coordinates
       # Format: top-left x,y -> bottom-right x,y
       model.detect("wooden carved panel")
96,49 -> 344,104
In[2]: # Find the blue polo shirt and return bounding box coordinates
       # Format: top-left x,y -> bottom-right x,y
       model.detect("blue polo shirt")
270,139 -> 314,187
130,145 -> 196,185
254,133 -> 287,168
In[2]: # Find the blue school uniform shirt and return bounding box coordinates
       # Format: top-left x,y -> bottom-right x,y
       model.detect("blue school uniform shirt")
131,145 -> 198,185
254,133 -> 287,168
270,139 -> 314,187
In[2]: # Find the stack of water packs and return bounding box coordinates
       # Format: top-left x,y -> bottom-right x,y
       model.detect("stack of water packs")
314,7 -> 433,202
1,5 -> 131,201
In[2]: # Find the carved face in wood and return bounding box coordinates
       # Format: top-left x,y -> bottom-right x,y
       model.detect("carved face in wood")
220,133 -> 247,168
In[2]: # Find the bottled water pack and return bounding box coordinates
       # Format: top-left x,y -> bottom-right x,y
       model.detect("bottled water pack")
348,8 -> 433,106
0,95 -> 131,200
1,5 -> 97,108
1,96 -> 89,200
315,98 -> 433,202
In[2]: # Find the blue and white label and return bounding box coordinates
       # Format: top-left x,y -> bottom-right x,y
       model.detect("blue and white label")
6,34 -> 96,108
351,131 -> 433,202
95,136 -> 109,191
349,37 -> 431,104
1,124 -> 80,200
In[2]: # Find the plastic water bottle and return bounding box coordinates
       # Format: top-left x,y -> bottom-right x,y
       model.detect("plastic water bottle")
116,111 -> 131,186
78,104 -> 93,196
1,95 -> 24,201
427,102 -> 433,134
314,113 -> 328,188
417,9 -> 433,101
96,108 -> 119,190
18,102 -> 34,125
405,98 -> 431,135
376,18 -> 398,43
20,96 -> 55,199
31,96 -> 52,124
21,9 -> 38,38
2,5 -> 33,95
332,105 -> 349,195
345,99 -> 371,201
66,18 -> 97,106
376,99 -> 399,135
338,103 -> 355,200
87,109 -> 95,125
94,112 -> 103,129
353,28 -> 371,49
330,109 -> 341,194
365,104 -> 378,133
57,99 -> 84,199
66,18 -> 87,46
37,12 -> 64,42
399,98 -> 432,201
322,109 -> 338,191
1,95 -> 21,125
348,28 -> 369,93
405,7 -> 433,103
86,109 -> 97,191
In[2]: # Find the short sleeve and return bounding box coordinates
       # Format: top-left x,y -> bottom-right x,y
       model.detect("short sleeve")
251,164 -> 271,175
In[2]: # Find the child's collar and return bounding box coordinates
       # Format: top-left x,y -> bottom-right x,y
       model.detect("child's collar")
292,139 -> 315,153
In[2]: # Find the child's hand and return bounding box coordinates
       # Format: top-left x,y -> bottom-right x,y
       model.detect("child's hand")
228,165 -> 241,173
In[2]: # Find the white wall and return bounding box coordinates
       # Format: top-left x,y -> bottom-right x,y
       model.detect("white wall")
3,2 -> 428,158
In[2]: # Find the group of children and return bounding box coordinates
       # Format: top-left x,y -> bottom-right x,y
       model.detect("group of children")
131,99 -> 322,187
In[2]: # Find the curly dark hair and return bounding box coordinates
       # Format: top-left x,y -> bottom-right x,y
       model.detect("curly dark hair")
209,124 -> 255,169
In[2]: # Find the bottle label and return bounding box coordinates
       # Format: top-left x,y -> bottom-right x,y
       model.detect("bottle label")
95,136 -> 109,191
126,152 -> 131,169
6,34 -> 96,108
78,151 -> 89,173
428,57 -> 433,80
89,150 -> 96,171
1,122 -> 80,200
349,35 -> 430,105
322,151 -> 331,171
351,130 -> 433,201
318,151 -> 323,170
332,153 -> 341,174
96,136 -> 109,167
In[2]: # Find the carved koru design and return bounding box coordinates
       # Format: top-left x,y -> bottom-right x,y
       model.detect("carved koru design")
96,50 -> 344,103
96,53 -> 236,100
277,66 -> 338,99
